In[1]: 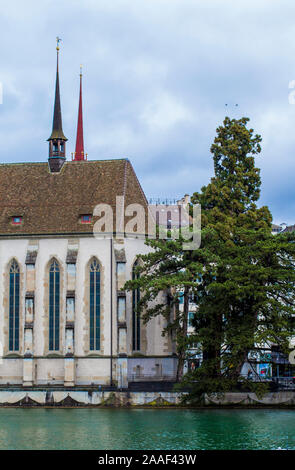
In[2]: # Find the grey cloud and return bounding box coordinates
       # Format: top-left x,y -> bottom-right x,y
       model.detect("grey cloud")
0,0 -> 294,223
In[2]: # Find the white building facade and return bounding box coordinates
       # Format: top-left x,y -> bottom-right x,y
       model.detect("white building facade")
0,43 -> 177,390
0,233 -> 176,388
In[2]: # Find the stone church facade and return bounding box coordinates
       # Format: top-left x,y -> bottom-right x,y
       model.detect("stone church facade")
0,42 -> 176,389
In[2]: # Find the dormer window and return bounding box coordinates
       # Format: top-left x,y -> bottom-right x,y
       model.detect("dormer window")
81,214 -> 92,224
12,216 -> 22,225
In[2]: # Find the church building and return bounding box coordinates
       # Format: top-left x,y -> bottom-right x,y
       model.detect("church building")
0,41 -> 177,388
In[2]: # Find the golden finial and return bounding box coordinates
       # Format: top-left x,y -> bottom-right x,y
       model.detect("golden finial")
80,64 -> 83,77
56,36 -> 62,51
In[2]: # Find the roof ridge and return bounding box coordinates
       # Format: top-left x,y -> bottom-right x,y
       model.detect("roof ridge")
65,158 -> 128,163
0,158 -> 129,167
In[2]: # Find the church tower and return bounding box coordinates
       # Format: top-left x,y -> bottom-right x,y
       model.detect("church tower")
73,66 -> 86,161
48,37 -> 67,172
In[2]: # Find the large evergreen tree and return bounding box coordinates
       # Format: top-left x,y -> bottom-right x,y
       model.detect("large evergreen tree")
187,116 -> 295,396
125,117 -> 295,396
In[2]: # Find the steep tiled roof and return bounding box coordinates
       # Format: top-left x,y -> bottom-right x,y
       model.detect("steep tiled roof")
282,224 -> 295,233
0,159 -> 148,236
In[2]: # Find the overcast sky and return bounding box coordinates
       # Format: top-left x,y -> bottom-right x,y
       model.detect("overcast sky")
0,0 -> 295,224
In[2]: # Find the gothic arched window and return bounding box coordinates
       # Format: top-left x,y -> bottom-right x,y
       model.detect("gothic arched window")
49,259 -> 60,351
9,260 -> 20,351
90,258 -> 100,351
132,261 -> 141,351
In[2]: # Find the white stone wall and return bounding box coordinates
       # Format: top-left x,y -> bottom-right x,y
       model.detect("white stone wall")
0,236 -> 174,386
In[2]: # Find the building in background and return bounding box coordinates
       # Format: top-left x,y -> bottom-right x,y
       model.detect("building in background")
148,195 -> 191,231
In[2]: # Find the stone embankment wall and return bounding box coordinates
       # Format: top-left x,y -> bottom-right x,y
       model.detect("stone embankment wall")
0,391 -> 294,407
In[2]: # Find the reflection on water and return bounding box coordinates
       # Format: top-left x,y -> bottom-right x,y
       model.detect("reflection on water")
0,408 -> 293,450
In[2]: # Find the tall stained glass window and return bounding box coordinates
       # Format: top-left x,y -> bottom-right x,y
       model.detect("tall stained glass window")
90,258 -> 100,350
49,259 -> 60,351
9,260 -> 20,351
132,261 -> 140,351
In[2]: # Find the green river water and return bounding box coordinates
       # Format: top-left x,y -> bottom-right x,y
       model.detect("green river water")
0,408 -> 293,450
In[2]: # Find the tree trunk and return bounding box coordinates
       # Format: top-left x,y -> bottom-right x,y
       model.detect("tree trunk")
202,312 -> 223,379
176,286 -> 189,382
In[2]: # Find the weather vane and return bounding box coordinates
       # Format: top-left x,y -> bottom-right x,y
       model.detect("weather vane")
56,36 -> 62,51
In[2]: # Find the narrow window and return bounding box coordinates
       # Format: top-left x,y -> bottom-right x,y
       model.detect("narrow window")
25,297 -> 34,324
9,260 -> 20,351
90,258 -> 100,350
167,210 -> 172,230
66,297 -> 75,322
116,262 -> 125,275
132,261 -> 140,351
188,311 -> 194,327
118,296 -> 126,323
67,263 -> 76,291
49,259 -> 60,351
12,216 -> 22,225
67,263 -> 76,276
81,214 -> 92,224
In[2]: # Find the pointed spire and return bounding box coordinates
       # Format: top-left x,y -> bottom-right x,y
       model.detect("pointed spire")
48,37 -> 67,141
47,37 -> 67,173
74,65 -> 86,161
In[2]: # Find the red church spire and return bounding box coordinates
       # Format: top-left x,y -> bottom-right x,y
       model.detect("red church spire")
73,66 -> 86,161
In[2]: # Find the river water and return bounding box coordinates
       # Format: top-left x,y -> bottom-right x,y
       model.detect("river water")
0,408 -> 293,450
